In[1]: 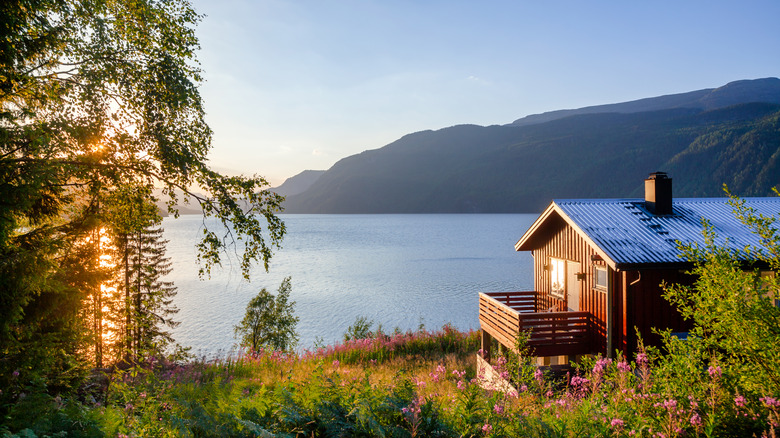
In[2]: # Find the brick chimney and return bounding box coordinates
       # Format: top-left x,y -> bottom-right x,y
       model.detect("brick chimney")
644,172 -> 673,215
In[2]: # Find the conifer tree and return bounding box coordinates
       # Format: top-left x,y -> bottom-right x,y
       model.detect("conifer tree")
124,224 -> 179,358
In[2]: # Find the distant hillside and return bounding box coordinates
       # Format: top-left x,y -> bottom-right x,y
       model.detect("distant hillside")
283,79 -> 780,213
272,170 -> 325,197
153,188 -> 204,216
510,77 -> 780,127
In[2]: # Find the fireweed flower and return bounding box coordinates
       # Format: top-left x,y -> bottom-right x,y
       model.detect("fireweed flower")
636,352 -> 648,366
534,367 -> 544,386
493,403 -> 504,414
482,423 -> 493,433
617,360 -> 631,373
592,357 -> 612,376
707,365 -> 722,378
611,418 -> 625,429
690,412 -> 702,426
332,360 -> 340,368
761,396 -> 780,407
735,395 -> 746,408
570,375 -> 589,390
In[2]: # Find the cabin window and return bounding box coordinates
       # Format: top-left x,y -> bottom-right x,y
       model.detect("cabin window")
594,266 -> 608,290
550,258 -> 566,299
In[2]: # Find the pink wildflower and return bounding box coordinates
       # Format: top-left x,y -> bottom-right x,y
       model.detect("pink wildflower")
734,395 -> 746,408
482,423 -> 493,434
761,396 -> 780,407
592,357 -> 612,375
332,360 -> 340,368
534,367 -> 544,386
611,418 -> 625,428
707,365 -> 722,378
493,403 -> 504,414
11,370 -> 19,378
617,360 -> 631,373
690,412 -> 702,426
457,380 -> 465,390
436,364 -> 446,374
636,352 -> 648,366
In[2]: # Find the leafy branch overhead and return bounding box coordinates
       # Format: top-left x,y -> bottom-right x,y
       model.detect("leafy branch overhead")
1,0 -> 285,278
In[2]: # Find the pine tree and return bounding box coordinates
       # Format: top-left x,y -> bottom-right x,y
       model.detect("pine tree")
124,224 -> 179,358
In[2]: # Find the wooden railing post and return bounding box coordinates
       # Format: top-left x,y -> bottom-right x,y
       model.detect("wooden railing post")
481,329 -> 492,362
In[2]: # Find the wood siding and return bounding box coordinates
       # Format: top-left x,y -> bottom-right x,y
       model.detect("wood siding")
532,217 -> 608,355
529,217 -> 692,357
617,269 -> 693,356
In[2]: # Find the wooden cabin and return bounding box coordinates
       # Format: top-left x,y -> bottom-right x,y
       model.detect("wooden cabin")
479,172 -> 780,364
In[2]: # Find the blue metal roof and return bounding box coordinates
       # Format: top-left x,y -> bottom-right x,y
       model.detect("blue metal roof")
552,197 -> 780,268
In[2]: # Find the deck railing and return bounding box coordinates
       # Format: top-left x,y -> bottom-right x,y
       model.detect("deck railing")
479,291 -> 594,358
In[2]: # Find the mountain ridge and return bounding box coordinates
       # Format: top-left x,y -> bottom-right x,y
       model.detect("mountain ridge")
509,77 -> 780,127
281,78 -> 780,213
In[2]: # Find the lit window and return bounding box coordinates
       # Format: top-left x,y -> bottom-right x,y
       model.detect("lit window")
550,258 -> 565,298
595,266 -> 607,290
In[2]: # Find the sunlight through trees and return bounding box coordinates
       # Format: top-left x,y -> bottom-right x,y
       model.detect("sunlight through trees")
0,0 -> 285,392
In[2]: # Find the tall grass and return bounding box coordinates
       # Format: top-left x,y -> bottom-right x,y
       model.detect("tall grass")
2,326 -> 779,437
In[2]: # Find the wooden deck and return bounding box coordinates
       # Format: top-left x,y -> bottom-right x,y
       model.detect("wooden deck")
479,291 -> 594,358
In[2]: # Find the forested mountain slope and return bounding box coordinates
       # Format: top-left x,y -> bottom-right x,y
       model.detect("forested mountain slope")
283,79 -> 780,213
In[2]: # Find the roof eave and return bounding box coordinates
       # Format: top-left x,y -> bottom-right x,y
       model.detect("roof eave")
516,201 -> 621,271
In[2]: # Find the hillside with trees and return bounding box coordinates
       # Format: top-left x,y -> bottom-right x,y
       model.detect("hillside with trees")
283,80 -> 780,213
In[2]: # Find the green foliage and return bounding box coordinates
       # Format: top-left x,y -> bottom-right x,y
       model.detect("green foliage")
0,0 -> 285,398
234,277 -> 299,353
344,315 -> 375,341
3,324 -> 780,437
663,191 -> 780,396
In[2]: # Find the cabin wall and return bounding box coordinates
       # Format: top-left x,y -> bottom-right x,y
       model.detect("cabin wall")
617,269 -> 693,357
531,219 -> 693,358
532,219 -> 608,355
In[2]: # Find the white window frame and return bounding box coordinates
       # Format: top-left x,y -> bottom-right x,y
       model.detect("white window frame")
594,265 -> 608,291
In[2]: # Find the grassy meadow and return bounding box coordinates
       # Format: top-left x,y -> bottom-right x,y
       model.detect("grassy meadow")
3,324 -> 778,437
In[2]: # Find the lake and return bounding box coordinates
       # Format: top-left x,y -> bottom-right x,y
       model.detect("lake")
164,214 -> 537,356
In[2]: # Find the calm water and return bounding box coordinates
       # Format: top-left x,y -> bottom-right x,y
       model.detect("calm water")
163,214 -> 536,356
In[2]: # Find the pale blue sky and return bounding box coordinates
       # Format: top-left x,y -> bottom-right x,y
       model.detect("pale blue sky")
191,0 -> 780,186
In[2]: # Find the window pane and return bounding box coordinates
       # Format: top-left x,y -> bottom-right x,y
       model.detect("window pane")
595,266 -> 607,290
551,258 -> 565,296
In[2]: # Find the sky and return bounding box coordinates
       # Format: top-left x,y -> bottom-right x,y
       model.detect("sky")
190,0 -> 780,186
